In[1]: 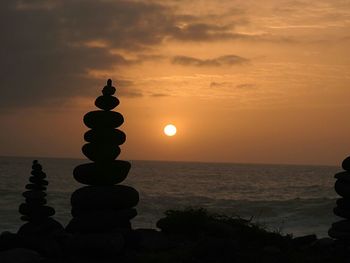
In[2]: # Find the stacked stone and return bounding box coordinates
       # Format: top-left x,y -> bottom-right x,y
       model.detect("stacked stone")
329,156 -> 350,240
66,79 -> 139,234
18,160 -> 62,235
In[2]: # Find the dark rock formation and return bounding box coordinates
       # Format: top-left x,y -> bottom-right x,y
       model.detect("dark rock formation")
66,79 -> 139,235
18,160 -> 63,236
329,157 -> 350,240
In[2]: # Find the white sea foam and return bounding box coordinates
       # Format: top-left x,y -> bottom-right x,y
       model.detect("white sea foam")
0,157 -> 340,237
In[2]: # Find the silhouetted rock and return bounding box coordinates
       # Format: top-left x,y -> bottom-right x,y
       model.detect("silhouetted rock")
82,142 -> 121,162
95,95 -> 119,110
71,185 -> 139,210
84,129 -> 126,145
66,79 -> 139,247
18,161 -> 63,236
83,111 -> 124,129
342,157 -> 350,171
329,156 -> 350,240
73,161 -> 130,185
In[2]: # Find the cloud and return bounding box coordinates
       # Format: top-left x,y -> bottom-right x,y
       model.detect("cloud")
210,82 -> 256,89
172,55 -> 249,67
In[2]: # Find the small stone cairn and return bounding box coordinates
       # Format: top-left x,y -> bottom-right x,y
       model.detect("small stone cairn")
18,160 -> 63,236
66,79 -> 139,234
329,156 -> 350,240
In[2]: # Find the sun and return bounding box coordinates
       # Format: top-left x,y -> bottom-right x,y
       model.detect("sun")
164,124 -> 177,136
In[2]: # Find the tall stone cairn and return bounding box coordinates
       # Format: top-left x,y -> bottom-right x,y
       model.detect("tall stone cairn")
18,160 -> 63,235
329,156 -> 350,240
66,79 -> 139,234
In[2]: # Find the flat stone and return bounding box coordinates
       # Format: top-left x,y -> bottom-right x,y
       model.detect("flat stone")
82,143 -> 121,162
95,95 -> 119,111
25,198 -> 46,205
30,170 -> 46,179
83,110 -> 124,129
19,203 -> 55,218
73,161 -> 131,185
342,156 -> 350,171
66,209 -> 136,233
22,191 -> 46,199
71,185 -> 139,210
335,180 -> 350,198
29,177 -> 48,185
84,129 -> 126,145
335,171 -> 350,182
17,218 -> 64,236
25,184 -> 46,191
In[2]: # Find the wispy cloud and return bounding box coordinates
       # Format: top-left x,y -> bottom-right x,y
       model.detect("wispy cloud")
172,55 -> 249,67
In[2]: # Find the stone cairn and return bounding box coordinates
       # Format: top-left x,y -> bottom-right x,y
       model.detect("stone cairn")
18,160 -> 63,236
329,156 -> 350,240
66,79 -> 139,234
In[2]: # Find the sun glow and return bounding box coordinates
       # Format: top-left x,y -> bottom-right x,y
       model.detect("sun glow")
164,124 -> 177,136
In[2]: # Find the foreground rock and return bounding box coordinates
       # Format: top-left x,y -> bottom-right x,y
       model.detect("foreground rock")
329,156 -> 350,240
1,208 -> 349,262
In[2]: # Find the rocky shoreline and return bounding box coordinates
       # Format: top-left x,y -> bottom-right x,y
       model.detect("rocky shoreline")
0,208 -> 349,263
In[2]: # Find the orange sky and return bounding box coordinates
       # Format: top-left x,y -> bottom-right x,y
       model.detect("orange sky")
1,0 -> 350,165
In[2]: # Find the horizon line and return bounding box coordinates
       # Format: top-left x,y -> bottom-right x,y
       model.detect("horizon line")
0,154 -> 339,168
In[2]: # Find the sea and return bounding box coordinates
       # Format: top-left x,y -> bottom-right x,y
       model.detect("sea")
0,156 -> 341,238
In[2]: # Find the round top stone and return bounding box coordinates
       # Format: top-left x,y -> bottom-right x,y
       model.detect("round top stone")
32,160 -> 42,170
342,156 -> 350,171
102,79 -> 116,95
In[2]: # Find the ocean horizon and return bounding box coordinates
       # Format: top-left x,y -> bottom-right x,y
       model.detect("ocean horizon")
0,156 -> 340,237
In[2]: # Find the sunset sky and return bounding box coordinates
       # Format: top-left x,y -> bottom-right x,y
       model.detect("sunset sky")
1,0 -> 350,165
